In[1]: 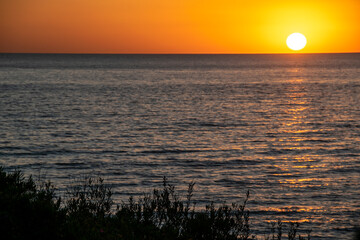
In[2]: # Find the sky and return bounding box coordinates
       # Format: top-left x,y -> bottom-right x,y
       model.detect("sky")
0,0 -> 359,54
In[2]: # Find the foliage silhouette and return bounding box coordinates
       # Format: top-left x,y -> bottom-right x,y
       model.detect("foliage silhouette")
0,167 -> 316,240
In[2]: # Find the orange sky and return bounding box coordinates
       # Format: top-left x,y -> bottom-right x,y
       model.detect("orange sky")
0,0 -> 359,53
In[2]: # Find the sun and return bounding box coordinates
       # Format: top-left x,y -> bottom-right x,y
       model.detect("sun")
286,33 -> 307,51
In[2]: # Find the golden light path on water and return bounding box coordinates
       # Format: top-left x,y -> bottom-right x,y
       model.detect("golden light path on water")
249,72 -> 331,225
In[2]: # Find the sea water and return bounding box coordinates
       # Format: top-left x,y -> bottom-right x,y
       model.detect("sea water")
0,53 -> 359,239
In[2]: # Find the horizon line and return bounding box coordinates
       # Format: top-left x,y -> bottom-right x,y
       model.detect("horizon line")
1,52 -> 359,55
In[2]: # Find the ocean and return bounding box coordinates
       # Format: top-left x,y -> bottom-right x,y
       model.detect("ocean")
0,53 -> 359,239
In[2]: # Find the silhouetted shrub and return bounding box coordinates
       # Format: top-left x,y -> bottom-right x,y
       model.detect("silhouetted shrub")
62,176 -> 113,240
0,167 -> 315,240
0,167 -> 64,240
113,177 -> 252,240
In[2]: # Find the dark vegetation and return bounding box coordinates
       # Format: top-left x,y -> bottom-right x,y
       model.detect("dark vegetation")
0,167 -> 317,240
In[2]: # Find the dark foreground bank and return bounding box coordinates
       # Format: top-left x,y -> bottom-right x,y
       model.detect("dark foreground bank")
0,167 -> 357,240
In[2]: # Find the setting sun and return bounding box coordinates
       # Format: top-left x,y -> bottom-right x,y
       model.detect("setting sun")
0,0 -> 359,53
286,33 -> 307,51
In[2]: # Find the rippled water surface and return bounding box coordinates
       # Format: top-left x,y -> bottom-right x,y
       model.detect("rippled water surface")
1,54 -> 359,239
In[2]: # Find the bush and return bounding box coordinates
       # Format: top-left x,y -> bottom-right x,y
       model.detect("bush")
63,177 -> 113,240
0,167 -> 64,240
114,177 -> 252,240
0,167 -> 314,240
